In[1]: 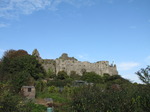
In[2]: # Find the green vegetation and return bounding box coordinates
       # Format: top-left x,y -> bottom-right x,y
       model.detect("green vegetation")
70,71 -> 81,80
136,65 -> 150,85
47,68 -> 56,79
81,71 -> 102,83
0,83 -> 46,112
0,49 -> 45,93
71,84 -> 150,112
0,49 -> 150,112
57,71 -> 69,80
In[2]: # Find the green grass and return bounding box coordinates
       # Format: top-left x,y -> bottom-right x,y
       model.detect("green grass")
36,92 -> 72,112
37,92 -> 70,103
30,103 -> 47,112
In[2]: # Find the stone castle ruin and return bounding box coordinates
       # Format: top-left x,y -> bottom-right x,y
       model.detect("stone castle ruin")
32,49 -> 118,76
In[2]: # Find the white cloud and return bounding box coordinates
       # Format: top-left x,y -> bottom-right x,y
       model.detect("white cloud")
118,62 -> 140,71
64,0 -> 95,8
0,0 -> 51,18
0,0 -> 94,19
77,54 -> 89,60
48,0 -> 63,11
121,73 -> 142,83
0,49 -> 5,59
145,56 -> 150,64
0,49 -> 5,52
0,49 -> 5,58
146,56 -> 150,60
0,23 -> 9,28
77,54 -> 98,62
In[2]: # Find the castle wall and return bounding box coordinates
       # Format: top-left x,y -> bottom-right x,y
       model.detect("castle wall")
32,49 -> 118,76
42,59 -> 56,72
55,59 -> 118,76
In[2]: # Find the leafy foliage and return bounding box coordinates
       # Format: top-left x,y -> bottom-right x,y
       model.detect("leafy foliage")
0,83 -> 46,112
57,71 -> 69,80
70,71 -> 81,80
0,49 -> 150,112
81,72 -> 102,83
0,51 -> 45,80
47,68 -> 56,79
136,66 -> 150,84
47,79 -> 72,87
48,86 -> 58,93
0,49 -> 45,93
35,80 -> 47,92
2,49 -> 28,59
71,84 -> 150,112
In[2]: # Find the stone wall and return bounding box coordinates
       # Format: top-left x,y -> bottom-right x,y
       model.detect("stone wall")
32,49 -> 118,76
55,59 -> 118,76
21,86 -> 35,99
42,59 -> 56,72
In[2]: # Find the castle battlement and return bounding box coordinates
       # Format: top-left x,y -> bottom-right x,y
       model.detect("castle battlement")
32,49 -> 118,76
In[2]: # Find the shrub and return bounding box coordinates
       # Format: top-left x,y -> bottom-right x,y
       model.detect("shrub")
0,83 -> 46,112
57,71 -> 69,80
81,72 -> 102,83
70,84 -> 150,112
47,68 -> 56,79
47,79 -> 72,87
35,80 -> 47,92
48,86 -> 58,93
70,71 -> 81,80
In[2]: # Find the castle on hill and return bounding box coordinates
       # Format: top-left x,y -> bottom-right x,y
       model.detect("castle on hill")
32,49 -> 118,76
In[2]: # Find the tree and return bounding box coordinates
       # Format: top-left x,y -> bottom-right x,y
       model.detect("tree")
11,71 -> 30,92
136,66 -> 150,84
71,84 -> 150,112
2,49 -> 28,60
70,71 -> 81,80
0,54 -> 45,80
102,73 -> 110,83
47,68 -> 56,79
0,83 -> 46,112
101,74 -> 130,87
57,71 -> 68,80
0,49 -> 46,92
81,72 -> 102,83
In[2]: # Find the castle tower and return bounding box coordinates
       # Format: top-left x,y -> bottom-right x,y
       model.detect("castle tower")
32,49 -> 40,58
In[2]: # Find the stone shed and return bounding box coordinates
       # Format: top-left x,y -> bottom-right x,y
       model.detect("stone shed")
21,86 -> 35,99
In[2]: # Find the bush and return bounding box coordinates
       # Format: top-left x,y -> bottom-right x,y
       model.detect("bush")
70,71 -> 81,80
47,79 -> 72,87
48,86 -> 58,93
47,68 -> 56,79
70,84 -> 150,112
27,103 -> 46,112
57,71 -> 69,80
0,83 -> 46,112
81,72 -> 102,83
35,80 -> 47,92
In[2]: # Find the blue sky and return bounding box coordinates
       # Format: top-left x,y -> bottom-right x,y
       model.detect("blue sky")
0,0 -> 150,83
